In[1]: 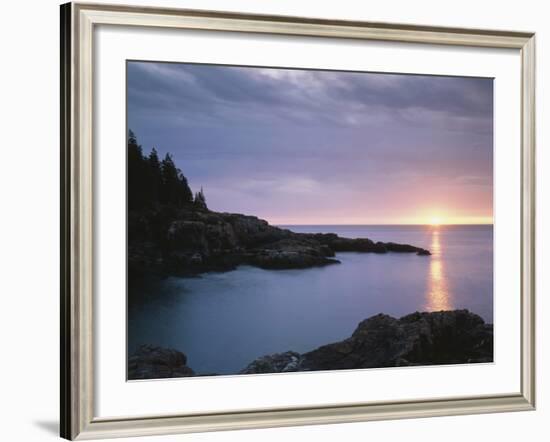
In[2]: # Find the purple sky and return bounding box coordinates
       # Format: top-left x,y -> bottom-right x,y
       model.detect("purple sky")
127,61 -> 493,225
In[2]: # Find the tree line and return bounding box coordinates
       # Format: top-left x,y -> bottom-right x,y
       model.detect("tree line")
128,130 -> 207,210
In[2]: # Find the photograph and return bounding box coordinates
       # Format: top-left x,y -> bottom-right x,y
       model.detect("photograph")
126,61 -> 494,380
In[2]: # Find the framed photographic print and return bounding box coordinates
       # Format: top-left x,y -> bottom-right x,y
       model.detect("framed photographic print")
60,2 -> 536,440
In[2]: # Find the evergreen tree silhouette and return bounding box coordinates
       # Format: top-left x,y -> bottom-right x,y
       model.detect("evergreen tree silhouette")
194,187 -> 207,210
128,130 -> 194,209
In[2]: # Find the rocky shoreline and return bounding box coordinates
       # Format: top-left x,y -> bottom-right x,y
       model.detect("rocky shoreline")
128,310 -> 493,380
128,205 -> 431,284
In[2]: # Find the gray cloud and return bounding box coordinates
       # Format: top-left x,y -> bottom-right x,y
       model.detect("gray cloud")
127,61 -> 493,223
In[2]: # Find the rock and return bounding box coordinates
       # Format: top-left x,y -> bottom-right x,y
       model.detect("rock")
247,238 -> 341,269
384,242 -> 429,254
128,344 -> 195,380
303,234 -> 430,255
248,250 -> 340,270
166,220 -> 208,251
205,222 -> 238,250
190,253 -> 203,265
319,244 -> 335,257
240,351 -> 302,374
222,213 -> 291,246
129,204 -> 430,278
242,310 -> 493,374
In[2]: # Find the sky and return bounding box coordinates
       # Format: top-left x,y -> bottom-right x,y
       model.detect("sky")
127,61 -> 493,225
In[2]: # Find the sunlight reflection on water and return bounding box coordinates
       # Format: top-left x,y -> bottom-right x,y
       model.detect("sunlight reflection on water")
425,227 -> 452,311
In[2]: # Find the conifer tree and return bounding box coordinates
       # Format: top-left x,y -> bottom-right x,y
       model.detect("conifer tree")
194,187 -> 207,209
161,153 -> 193,206
127,130 -> 146,209
127,130 -> 195,209
147,148 -> 162,203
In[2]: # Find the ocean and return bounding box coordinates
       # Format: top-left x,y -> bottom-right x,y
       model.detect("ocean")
128,224 -> 493,375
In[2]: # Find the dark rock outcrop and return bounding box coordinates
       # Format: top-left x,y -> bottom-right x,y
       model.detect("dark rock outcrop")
128,344 -> 195,380
416,249 -> 432,256
128,205 -> 430,282
129,311 -> 492,379
246,238 -> 340,269
240,310 -> 493,374
239,351 -> 302,374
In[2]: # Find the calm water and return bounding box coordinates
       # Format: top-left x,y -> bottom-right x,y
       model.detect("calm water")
128,225 -> 493,375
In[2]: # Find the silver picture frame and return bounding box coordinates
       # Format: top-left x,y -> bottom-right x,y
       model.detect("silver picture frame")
60,2 -> 536,439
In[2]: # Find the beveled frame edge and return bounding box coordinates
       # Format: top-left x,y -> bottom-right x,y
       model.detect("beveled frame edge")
60,2 -> 536,440
60,3 -> 73,438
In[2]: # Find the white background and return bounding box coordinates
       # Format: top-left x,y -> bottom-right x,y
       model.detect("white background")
0,0 -> 547,441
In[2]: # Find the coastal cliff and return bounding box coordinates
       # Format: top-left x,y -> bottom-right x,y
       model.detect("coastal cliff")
129,205 -> 431,283
128,310 -> 493,380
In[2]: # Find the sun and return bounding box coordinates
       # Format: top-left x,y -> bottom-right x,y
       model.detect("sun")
430,216 -> 442,226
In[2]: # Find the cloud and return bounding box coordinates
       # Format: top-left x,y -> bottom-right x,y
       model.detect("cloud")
128,62 -> 493,132
452,175 -> 493,186
127,61 -> 493,223
237,176 -> 321,195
